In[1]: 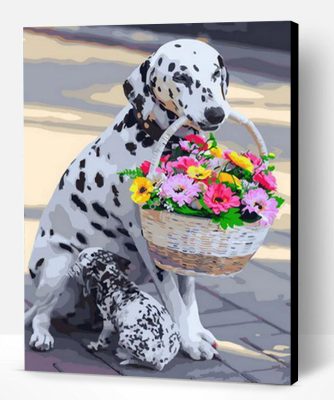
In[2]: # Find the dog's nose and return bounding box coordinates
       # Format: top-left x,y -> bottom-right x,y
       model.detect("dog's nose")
204,107 -> 225,125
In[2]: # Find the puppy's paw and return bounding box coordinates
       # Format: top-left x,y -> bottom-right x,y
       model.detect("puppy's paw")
29,330 -> 54,352
86,340 -> 108,352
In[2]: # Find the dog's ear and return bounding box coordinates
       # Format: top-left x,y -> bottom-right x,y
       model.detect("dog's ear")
123,54 -> 157,120
217,54 -> 229,97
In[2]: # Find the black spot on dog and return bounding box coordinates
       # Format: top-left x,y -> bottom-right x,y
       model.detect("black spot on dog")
124,108 -> 137,128
114,121 -> 124,133
139,60 -> 151,83
202,87 -> 207,93
134,94 -> 146,113
195,80 -> 201,89
119,175 -> 124,184
95,172 -> 104,188
129,222 -> 133,227
59,242 -> 73,253
180,65 -> 187,71
103,229 -> 116,238
125,142 -> 137,156
113,198 -> 121,207
186,114 -> 193,122
217,55 -> 224,68
201,95 -> 205,102
136,131 -> 146,142
79,159 -> 86,169
117,227 -> 130,237
163,76 -> 167,82
157,86 -> 161,92
110,185 -> 118,197
50,229 -> 54,236
58,169 -> 69,190
87,186 -> 91,191
158,57 -> 163,66
225,68 -> 230,87
193,65 -> 199,72
76,232 -> 87,245
124,243 -> 138,252
95,147 -> 100,157
76,171 -> 86,193
91,222 -> 103,231
142,137 -> 154,148
168,89 -> 174,99
178,100 -> 183,107
41,229 -> 45,237
168,62 -> 175,72
193,51 -> 197,55
92,202 -> 109,218
29,269 -> 36,279
174,44 -> 181,48
123,79 -> 133,98
71,194 -> 87,212
35,258 -> 44,269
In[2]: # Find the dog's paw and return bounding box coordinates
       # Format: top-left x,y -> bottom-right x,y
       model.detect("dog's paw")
29,330 -> 54,351
180,328 -> 218,361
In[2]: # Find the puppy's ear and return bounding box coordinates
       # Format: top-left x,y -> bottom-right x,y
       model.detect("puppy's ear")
217,54 -> 229,97
123,54 -> 157,120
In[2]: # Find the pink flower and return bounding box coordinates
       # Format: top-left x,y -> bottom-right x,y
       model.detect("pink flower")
254,170 -> 277,191
171,156 -> 199,171
160,174 -> 201,207
244,152 -> 263,168
204,183 -> 240,215
139,160 -> 151,175
242,188 -> 278,226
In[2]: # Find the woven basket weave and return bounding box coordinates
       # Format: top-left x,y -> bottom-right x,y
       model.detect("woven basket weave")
141,112 -> 270,277
140,208 -> 269,276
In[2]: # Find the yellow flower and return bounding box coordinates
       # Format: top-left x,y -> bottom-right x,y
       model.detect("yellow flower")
187,165 -> 212,180
228,151 -> 254,173
218,172 -> 242,189
210,147 -> 223,158
129,177 -> 153,204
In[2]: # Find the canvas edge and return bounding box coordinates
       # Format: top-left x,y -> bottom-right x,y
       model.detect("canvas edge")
290,20 -> 299,385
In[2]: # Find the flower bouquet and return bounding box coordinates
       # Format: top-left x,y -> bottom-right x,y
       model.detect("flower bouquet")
120,132 -> 284,276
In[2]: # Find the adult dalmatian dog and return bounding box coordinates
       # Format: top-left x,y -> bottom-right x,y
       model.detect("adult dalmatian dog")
25,38 -> 232,360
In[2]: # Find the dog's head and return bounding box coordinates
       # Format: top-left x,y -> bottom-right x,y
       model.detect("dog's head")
123,39 -> 230,132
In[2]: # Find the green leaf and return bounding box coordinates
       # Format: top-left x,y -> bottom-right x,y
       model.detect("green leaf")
208,132 -> 218,149
118,168 -> 144,179
217,208 -> 244,230
273,195 -> 285,208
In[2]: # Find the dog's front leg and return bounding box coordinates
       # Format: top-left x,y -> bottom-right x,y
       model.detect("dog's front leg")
179,276 -> 218,359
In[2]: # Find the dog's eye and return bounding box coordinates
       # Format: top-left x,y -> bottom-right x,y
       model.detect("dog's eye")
172,73 -> 190,85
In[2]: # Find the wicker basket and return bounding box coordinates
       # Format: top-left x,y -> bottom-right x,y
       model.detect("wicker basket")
141,112 -> 270,277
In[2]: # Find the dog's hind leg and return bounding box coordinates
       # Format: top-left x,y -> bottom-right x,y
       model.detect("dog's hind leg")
29,252 -> 75,351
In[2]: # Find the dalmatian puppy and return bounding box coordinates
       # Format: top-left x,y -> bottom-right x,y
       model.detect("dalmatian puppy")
69,248 -> 180,371
25,38 -> 229,360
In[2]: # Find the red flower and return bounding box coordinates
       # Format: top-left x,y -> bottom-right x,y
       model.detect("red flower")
184,134 -> 208,150
160,154 -> 171,164
254,171 -> 277,191
140,161 -> 151,176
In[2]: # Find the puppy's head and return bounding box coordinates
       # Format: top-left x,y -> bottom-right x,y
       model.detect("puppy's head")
123,39 -> 230,132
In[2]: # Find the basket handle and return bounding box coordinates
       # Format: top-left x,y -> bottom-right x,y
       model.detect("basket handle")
147,110 -> 267,179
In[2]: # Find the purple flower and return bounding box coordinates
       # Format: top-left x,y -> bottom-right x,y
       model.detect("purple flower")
242,188 -> 278,226
160,174 -> 201,207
